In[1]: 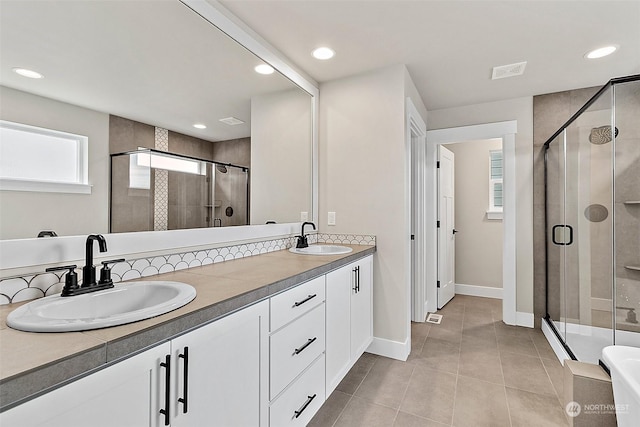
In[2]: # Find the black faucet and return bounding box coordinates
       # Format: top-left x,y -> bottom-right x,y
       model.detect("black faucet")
46,234 -> 124,296
83,234 -> 107,288
296,222 -> 316,248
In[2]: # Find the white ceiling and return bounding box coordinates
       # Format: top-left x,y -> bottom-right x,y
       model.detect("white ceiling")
0,0 -> 301,142
220,0 -> 640,110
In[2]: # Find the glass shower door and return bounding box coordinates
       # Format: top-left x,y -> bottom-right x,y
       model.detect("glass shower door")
563,88 -> 614,363
546,132 -> 567,342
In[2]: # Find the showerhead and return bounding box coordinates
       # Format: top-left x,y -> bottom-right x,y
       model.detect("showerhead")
216,164 -> 228,174
589,126 -> 619,145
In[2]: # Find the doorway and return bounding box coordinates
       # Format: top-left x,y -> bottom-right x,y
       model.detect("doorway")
439,140 -> 505,310
413,121 -> 518,325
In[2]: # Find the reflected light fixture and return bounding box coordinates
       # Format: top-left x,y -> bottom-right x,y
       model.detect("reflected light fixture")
312,47 -> 335,60
136,152 -> 206,176
193,123 -> 207,129
13,68 -> 44,79
585,45 -> 618,59
254,64 -> 274,75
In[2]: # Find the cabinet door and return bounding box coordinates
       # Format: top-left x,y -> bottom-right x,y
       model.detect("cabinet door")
325,263 -> 352,396
351,256 -> 373,359
0,342 -> 171,427
170,300 -> 269,427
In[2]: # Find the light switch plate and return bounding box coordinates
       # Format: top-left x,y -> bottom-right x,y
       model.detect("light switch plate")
328,212 -> 336,226
300,212 -> 308,221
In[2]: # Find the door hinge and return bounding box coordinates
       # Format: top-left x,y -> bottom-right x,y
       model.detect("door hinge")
436,161 -> 440,168
410,234 -> 415,240
437,280 -> 441,288
437,221 -> 440,228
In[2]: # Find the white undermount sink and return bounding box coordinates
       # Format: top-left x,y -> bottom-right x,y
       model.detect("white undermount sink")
289,245 -> 353,255
6,281 -> 196,332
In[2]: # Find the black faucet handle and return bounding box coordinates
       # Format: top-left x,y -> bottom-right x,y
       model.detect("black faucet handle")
46,264 -> 77,273
46,265 -> 79,296
101,258 -> 125,267
99,259 -> 125,285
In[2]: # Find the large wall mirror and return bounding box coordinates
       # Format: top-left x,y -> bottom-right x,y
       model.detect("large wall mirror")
0,0 -> 316,240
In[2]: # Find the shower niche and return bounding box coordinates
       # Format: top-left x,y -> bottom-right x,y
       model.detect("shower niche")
110,149 -> 249,233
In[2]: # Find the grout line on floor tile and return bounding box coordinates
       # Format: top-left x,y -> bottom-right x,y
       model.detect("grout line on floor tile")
540,354 -> 564,406
498,348 -> 546,360
502,383 -> 514,427
450,364 -> 460,426
395,362 -> 416,424
494,315 -> 513,427
329,394 -> 354,427
349,355 -> 377,397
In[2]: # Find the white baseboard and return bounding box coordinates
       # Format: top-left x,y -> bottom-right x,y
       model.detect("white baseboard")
516,311 -> 534,328
367,336 -> 409,361
455,283 -> 502,299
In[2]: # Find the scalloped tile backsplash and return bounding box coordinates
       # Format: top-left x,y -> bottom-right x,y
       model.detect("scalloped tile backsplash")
0,233 -> 375,305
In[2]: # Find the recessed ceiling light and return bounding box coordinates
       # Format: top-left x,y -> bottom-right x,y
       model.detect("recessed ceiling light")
254,64 -> 274,75
312,47 -> 335,60
193,123 -> 207,129
585,45 -> 618,59
13,68 -> 44,79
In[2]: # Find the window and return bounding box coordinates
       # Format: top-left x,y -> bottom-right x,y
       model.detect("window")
0,120 -> 90,193
488,149 -> 503,220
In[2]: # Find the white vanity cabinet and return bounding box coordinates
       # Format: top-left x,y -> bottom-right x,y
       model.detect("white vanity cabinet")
0,341 -> 172,427
269,275 -> 326,426
325,255 -> 373,395
1,300 -> 269,427
1,251 -> 375,427
170,300 -> 269,427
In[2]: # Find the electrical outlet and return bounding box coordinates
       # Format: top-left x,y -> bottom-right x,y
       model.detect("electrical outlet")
328,212 -> 336,226
300,211 -> 308,221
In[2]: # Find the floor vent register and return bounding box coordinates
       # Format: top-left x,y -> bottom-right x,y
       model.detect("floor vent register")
425,313 -> 443,324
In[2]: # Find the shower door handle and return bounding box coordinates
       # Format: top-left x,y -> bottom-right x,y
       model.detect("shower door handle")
552,225 -> 573,246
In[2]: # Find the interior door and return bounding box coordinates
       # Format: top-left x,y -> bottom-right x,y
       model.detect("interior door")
438,145 -> 456,309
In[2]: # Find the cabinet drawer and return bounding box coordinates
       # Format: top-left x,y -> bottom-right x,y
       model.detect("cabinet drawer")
271,275 -> 325,331
270,354 -> 325,427
270,303 -> 325,399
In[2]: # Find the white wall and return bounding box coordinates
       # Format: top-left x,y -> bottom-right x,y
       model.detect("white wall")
444,139 -> 503,289
320,64 -> 427,350
428,97 -> 534,314
251,89 -> 312,224
0,87 -> 110,240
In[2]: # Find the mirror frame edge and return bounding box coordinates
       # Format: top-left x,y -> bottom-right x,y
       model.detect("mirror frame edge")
181,0 -> 319,224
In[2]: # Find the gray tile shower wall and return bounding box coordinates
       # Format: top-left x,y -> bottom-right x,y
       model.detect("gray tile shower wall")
0,233 -> 376,305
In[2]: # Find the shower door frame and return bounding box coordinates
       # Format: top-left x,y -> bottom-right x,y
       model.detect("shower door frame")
543,74 -> 640,362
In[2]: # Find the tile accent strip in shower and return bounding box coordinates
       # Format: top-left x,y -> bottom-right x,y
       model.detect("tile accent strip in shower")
153,127 -> 169,231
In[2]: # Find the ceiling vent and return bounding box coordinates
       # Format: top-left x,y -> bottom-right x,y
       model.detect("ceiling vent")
219,117 -> 245,126
491,61 -> 527,80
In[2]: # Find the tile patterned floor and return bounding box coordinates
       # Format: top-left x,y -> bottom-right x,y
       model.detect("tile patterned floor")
309,295 -> 568,427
